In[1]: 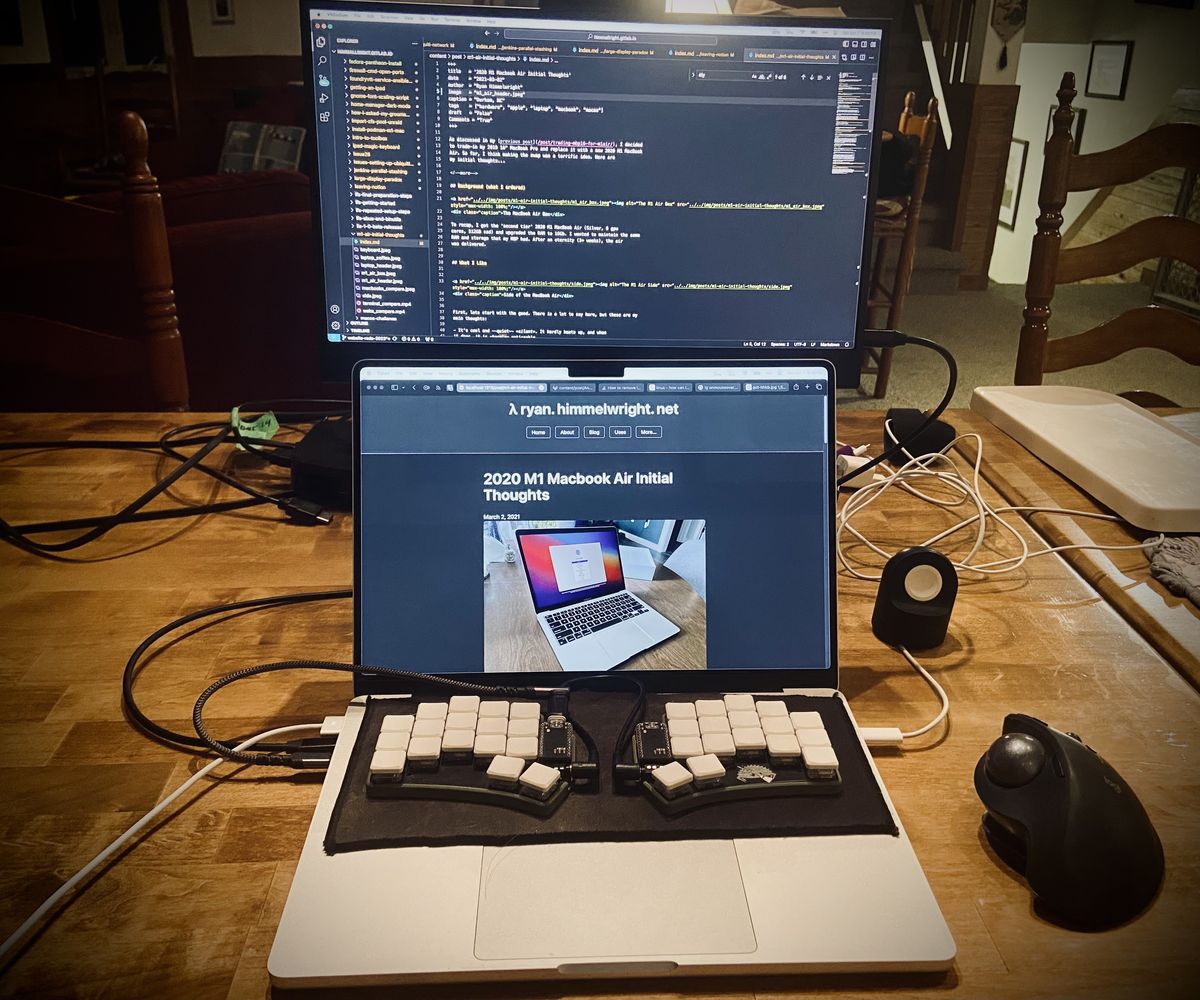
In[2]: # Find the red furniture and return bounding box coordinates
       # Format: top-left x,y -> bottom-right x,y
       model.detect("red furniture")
79,169 -> 325,410
1,161 -> 324,411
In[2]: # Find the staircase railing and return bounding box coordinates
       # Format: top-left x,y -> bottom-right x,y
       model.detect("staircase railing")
914,0 -> 980,150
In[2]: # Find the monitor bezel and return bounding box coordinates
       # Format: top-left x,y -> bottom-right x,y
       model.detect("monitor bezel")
302,1 -> 889,382
351,357 -> 839,695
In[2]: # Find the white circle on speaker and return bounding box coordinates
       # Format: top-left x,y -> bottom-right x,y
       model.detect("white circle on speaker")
904,564 -> 943,602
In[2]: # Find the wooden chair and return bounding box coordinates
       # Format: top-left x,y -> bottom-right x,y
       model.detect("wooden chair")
1016,72 -> 1200,403
863,92 -> 940,399
0,111 -> 189,411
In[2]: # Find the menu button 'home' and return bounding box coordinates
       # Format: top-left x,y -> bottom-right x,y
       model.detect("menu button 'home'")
526,426 -> 551,439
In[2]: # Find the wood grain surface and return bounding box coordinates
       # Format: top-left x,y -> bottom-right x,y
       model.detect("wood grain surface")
0,411 -> 1197,999
956,412 -> 1200,689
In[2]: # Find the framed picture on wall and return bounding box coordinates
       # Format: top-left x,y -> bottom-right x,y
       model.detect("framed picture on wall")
1046,105 -> 1087,151
998,138 -> 1028,231
1085,40 -> 1133,100
211,0 -> 235,25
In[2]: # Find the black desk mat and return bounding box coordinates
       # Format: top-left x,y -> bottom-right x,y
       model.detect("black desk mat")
324,691 -> 898,853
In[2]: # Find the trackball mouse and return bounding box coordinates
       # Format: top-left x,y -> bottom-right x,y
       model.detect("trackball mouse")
974,713 -> 1163,928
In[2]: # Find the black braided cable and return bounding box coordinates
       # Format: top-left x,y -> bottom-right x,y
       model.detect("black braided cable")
192,660 -> 540,765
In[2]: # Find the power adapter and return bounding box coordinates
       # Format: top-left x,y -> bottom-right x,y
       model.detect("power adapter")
291,418 -> 352,512
884,408 -> 957,458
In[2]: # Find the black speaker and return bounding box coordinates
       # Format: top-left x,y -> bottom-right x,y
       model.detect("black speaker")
871,547 -> 958,650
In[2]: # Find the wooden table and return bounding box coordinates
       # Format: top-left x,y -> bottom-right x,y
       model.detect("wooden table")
483,558 -> 707,672
958,411 -> 1200,690
1,411 -> 1198,999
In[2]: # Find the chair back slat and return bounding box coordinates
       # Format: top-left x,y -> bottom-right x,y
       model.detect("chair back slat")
1069,123 -> 1200,192
1016,71 -> 1200,394
1042,305 -> 1200,372
1057,216 -> 1200,284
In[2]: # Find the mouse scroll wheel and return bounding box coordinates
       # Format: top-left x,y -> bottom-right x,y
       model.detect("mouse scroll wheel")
985,733 -> 1047,787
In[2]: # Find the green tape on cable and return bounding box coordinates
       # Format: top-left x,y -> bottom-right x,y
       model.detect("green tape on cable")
231,407 -> 279,447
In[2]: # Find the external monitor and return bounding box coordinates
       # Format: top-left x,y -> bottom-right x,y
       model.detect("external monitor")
304,3 -> 886,380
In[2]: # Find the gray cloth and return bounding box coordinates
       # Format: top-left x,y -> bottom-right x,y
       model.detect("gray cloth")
1150,536 -> 1200,609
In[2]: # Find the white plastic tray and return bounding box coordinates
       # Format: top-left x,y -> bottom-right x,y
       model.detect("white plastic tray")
970,385 -> 1200,533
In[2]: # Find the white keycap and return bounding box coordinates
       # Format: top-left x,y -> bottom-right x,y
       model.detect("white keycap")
667,718 -> 700,740
767,733 -> 802,760
797,728 -> 832,749
441,728 -> 475,753
665,702 -> 697,720
724,693 -> 755,713
412,718 -> 445,739
473,733 -> 507,758
445,712 -> 477,731
380,715 -> 414,734
804,745 -> 839,770
369,749 -> 407,776
506,736 -> 539,759
416,702 -> 448,720
702,732 -> 736,757
375,732 -> 409,752
728,709 -> 760,729
686,753 -> 725,784
507,717 -> 539,738
761,716 -> 793,736
790,711 -> 824,730
449,695 -> 481,714
487,754 -> 524,785
519,761 -> 561,799
670,735 -> 703,759
756,700 -> 788,718
509,702 -> 540,720
478,700 -> 509,719
699,715 -> 732,735
695,699 -> 727,717
476,716 -> 508,736
650,760 -> 694,796
407,736 -> 441,762
732,727 -> 767,751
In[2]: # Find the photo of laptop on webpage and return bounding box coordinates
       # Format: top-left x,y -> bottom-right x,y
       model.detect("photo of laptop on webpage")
356,365 -> 833,677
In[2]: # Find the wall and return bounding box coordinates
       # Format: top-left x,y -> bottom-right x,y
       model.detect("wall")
0,0 -> 49,65
989,0 -> 1200,284
186,0 -> 301,57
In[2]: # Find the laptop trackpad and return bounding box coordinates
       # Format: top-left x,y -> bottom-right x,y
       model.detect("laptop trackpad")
475,841 -> 757,960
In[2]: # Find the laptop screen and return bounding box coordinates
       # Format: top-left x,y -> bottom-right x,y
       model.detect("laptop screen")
517,526 -> 626,613
354,362 -> 836,690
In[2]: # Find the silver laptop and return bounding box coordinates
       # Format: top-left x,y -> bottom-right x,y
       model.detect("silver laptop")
515,525 -> 680,671
269,362 -> 955,987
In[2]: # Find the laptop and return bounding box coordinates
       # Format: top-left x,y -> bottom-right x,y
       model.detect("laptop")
269,362 -> 955,986
515,524 -> 681,671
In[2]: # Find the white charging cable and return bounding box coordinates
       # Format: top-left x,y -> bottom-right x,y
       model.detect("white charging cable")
859,646 -> 950,749
0,723 -> 322,966
837,431 -> 1165,581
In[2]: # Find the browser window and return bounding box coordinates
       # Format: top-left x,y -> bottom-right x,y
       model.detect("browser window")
356,365 -> 833,675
